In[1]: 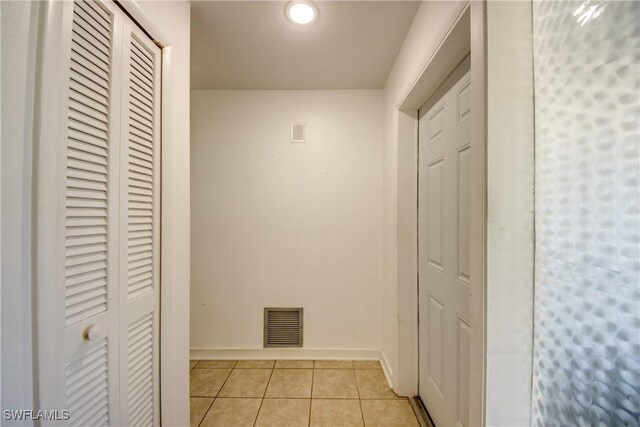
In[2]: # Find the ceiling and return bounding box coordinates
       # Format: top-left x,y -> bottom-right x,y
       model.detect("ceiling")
190,1 -> 421,90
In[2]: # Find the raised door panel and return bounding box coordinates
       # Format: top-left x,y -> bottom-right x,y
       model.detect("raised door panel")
456,317 -> 471,427
427,159 -> 445,271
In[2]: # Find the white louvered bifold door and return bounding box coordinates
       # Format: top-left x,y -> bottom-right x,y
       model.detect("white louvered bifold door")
117,19 -> 161,427
35,1 -> 161,425
63,1 -> 123,425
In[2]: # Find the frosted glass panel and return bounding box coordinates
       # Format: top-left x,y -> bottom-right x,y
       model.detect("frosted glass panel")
532,1 -> 640,426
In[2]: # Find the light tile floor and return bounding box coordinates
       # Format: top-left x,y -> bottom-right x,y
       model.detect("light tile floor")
190,359 -> 421,427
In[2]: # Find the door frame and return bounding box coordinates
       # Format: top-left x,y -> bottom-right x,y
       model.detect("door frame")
32,0 -> 186,424
393,3 -> 487,425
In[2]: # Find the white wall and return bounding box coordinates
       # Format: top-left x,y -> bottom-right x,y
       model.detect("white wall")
485,2 -> 534,425
381,0 -> 468,394
190,90 -> 384,354
1,2 -> 40,423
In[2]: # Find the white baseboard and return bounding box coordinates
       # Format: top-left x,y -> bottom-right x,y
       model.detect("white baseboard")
379,349 -> 395,393
190,347 -> 382,361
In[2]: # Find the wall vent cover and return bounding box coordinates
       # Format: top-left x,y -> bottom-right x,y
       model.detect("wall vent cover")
290,123 -> 305,143
264,307 -> 303,347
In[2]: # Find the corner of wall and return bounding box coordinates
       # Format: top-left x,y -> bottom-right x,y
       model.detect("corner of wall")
485,1 -> 535,425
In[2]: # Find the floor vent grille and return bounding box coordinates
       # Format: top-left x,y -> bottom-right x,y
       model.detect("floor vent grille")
264,307 -> 303,348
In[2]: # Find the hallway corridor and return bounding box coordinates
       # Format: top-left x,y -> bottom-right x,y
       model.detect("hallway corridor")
189,360 -> 421,427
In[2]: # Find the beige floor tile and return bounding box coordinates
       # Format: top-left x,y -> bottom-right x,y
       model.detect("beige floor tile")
310,399 -> 364,427
218,369 -> 272,397
200,398 -> 261,427
265,369 -> 313,398
312,369 -> 359,398
355,370 -> 397,399
360,400 -> 419,427
196,360 -> 237,369
314,360 -> 353,369
190,397 -> 213,427
235,360 -> 276,369
353,361 -> 382,370
275,360 -> 314,369
255,398 -> 310,427
190,369 -> 232,397
190,360 -> 199,369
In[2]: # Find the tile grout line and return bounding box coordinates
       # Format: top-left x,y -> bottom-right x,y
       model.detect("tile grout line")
196,398 -> 215,427
252,364 -> 275,427
308,363 -> 315,427
353,365 -> 367,427
195,364 -> 235,427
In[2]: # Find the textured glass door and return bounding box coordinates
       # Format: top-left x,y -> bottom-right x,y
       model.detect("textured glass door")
532,1 -> 640,425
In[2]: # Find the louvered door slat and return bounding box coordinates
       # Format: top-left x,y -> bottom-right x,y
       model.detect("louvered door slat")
71,46 -> 110,81
118,21 -> 161,427
68,128 -> 108,150
70,84 -> 109,115
70,55 -> 110,93
130,106 -> 153,125
130,115 -> 154,135
72,8 -> 111,48
68,119 -> 109,144
73,10 -> 109,42
131,39 -> 153,61
70,99 -> 109,125
130,157 -> 153,172
75,0 -> 111,32
65,227 -> 107,240
61,3 -> 118,426
66,338 -> 110,426
129,150 -> 153,166
71,26 -> 110,66
130,67 -> 153,92
130,83 -> 154,106
130,95 -> 153,119
129,118 -> 153,137
127,314 -> 155,427
71,26 -> 110,60
67,188 -> 108,202
66,250 -> 106,266
66,258 -> 106,275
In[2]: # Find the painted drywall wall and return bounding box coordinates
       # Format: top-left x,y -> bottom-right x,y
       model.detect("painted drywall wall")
1,2 -> 39,423
190,90 -> 384,353
485,2 -> 534,425
381,0 -> 467,394
132,2 -> 191,426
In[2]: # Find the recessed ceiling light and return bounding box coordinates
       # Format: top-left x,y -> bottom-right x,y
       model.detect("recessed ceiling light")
287,2 -> 317,25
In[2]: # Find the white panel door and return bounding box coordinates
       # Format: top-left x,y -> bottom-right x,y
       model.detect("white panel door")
117,18 -> 162,427
418,57 -> 471,427
34,1 -> 161,425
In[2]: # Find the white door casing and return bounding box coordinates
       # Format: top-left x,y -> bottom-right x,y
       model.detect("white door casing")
418,57 -> 471,427
34,1 -> 161,425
